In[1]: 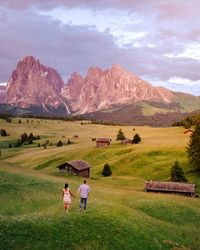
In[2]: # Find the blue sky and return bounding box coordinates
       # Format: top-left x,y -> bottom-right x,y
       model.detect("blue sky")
0,0 -> 200,95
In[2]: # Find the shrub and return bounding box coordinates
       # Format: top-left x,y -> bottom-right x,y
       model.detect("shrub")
57,140 -> 63,147
38,143 -> 41,147
9,143 -> 12,148
116,129 -> 125,141
67,139 -> 71,144
1,129 -> 8,136
102,163 -> 112,177
18,119 -> 21,124
170,161 -> 187,182
132,134 -> 141,144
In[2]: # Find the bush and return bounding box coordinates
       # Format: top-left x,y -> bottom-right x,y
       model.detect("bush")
67,139 -> 71,144
57,140 -> 63,147
1,129 -> 8,136
170,161 -> 187,182
132,134 -> 141,144
9,143 -> 12,148
102,163 -> 112,177
38,143 -> 41,147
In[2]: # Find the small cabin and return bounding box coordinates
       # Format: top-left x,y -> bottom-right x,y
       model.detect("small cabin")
96,138 -> 111,148
144,180 -> 196,197
121,139 -> 133,145
57,160 -> 91,178
73,135 -> 79,139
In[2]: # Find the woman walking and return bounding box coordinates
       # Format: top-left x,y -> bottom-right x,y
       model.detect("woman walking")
62,183 -> 75,213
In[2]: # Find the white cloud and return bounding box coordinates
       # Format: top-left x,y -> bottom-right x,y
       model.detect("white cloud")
164,42 -> 200,61
168,76 -> 200,86
39,7 -> 147,48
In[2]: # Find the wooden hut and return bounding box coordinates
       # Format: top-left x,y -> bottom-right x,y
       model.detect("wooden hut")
57,160 -> 91,178
121,139 -> 133,145
96,138 -> 111,148
144,180 -> 196,197
73,135 -> 79,138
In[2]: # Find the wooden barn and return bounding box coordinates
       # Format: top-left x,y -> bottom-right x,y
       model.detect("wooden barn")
73,135 -> 79,138
57,160 -> 91,178
144,180 -> 196,197
121,139 -> 133,145
96,138 -> 111,148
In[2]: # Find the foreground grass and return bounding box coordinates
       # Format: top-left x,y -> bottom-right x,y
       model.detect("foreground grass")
0,164 -> 200,250
0,118 -> 200,249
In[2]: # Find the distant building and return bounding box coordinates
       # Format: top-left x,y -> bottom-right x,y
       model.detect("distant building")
57,160 -> 91,178
121,139 -> 133,145
73,135 -> 79,138
144,180 -> 196,197
96,138 -> 111,148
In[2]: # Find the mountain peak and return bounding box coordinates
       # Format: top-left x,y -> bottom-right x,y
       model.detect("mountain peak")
5,56 -> 64,108
62,64 -> 174,114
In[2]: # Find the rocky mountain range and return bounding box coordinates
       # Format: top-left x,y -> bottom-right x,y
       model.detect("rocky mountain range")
2,56 -> 200,125
62,64 -> 174,114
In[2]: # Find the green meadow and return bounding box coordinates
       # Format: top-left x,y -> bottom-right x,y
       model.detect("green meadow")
0,117 -> 200,250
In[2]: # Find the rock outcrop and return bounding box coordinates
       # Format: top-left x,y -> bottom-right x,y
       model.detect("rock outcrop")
5,56 -> 65,110
62,64 -> 174,114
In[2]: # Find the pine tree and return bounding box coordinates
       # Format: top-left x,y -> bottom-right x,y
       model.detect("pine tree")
57,140 -> 63,147
29,133 -> 33,140
102,163 -> 112,177
132,134 -> 141,144
116,129 -> 125,141
170,161 -> 187,182
187,121 -> 200,171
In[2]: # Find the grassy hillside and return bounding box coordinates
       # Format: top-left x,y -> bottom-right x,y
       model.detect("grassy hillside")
0,118 -> 200,249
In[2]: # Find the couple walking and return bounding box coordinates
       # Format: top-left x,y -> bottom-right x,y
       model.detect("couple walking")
62,180 -> 90,213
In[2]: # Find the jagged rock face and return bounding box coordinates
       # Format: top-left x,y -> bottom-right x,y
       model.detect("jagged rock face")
62,64 -> 174,114
0,85 -> 6,103
5,56 -> 64,108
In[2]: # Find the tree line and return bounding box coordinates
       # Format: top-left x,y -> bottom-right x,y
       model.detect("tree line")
172,111 -> 200,128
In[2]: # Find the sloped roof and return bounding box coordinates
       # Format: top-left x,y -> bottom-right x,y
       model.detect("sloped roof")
144,180 -> 195,193
96,138 -> 110,142
67,160 -> 91,170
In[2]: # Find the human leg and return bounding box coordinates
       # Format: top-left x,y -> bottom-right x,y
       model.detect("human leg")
80,197 -> 84,210
84,198 -> 87,210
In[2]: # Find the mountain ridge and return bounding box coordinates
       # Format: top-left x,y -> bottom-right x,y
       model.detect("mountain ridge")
2,56 -> 200,126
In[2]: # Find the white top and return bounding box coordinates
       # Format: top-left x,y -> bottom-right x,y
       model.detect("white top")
78,184 -> 90,198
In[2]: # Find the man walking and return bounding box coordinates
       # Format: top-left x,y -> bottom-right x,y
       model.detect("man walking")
76,180 -> 90,211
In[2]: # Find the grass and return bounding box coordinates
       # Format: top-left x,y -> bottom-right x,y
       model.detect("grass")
0,118 -> 200,249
